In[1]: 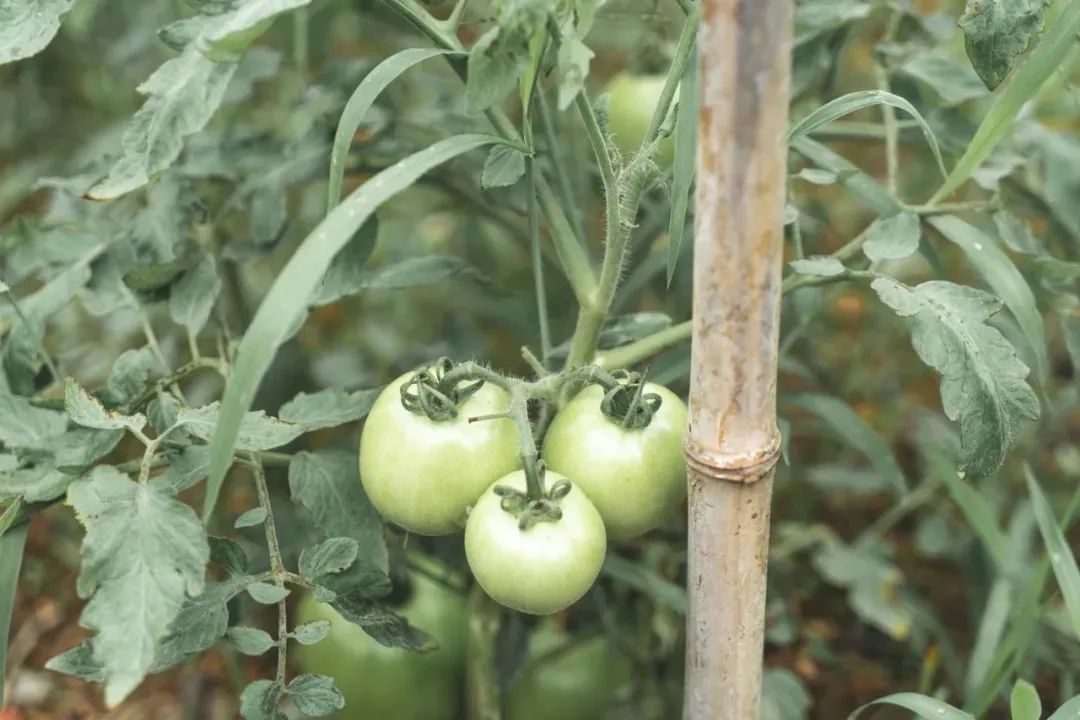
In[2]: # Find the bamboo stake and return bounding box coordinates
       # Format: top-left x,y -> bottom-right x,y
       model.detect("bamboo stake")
684,1 -> 792,718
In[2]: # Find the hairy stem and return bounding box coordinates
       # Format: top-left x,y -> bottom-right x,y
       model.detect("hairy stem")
250,457 -> 289,686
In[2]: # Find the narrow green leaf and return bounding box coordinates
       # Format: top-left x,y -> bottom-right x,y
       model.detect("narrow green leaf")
1026,467 -> 1080,640
204,133 -> 503,520
965,578 -> 1012,701
849,693 -> 974,720
0,523 -> 28,705
87,47 -> 238,199
667,38 -> 697,286
928,215 -> 1047,381
327,47 -> 461,211
0,0 -> 75,65
931,0 -> 1080,203
787,90 -> 947,178
790,394 -> 906,493
1010,679 -> 1042,720
924,448 -> 1007,567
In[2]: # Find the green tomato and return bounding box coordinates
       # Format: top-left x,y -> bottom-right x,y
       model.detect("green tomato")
542,383 -> 687,541
465,470 -> 607,615
295,563 -> 468,720
604,73 -> 675,167
506,624 -> 632,720
359,371 -> 521,535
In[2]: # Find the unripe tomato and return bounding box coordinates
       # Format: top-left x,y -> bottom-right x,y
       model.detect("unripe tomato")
604,73 -> 675,167
464,470 -> 607,615
505,624 -> 632,720
294,564 -> 467,720
542,383 -> 687,540
359,371 -> 521,535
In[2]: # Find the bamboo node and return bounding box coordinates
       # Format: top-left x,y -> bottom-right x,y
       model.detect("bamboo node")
683,435 -> 781,484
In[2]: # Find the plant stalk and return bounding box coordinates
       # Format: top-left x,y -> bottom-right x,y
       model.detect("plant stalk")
683,1 -> 791,718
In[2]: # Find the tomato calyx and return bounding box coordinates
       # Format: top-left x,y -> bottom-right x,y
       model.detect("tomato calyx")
493,464 -> 572,530
598,370 -> 662,429
399,357 -> 485,421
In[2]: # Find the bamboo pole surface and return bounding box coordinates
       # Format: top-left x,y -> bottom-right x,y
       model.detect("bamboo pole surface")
684,1 -> 792,718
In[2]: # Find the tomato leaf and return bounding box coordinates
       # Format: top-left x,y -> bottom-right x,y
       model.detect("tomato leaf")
87,47 -> 238,200
204,133 -> 504,521
180,403 -> 304,451
0,0 -> 75,65
290,620 -> 331,645
0,393 -> 67,449
481,144 -> 527,188
247,582 -> 290,604
299,537 -> 360,582
233,507 -> 268,528
960,0 -> 1053,90
227,626 -> 276,656
240,679 -> 283,720
168,255 -> 222,334
789,256 -> 845,277
278,387 -> 379,431
66,466 -> 210,706
862,212 -> 921,263
65,378 -> 148,434
871,279 -> 1039,479
287,673 -> 346,717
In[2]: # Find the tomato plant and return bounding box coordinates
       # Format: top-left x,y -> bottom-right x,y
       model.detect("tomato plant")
295,562 -> 467,720
465,469 -> 607,615
543,381 -> 688,540
604,73 -> 675,167
359,365 -> 521,535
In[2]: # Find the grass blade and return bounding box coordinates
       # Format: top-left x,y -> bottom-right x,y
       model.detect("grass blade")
666,39 -> 697,286
849,693 -> 974,720
204,133 -> 504,520
930,0 -> 1080,203
0,522 -> 28,705
327,48 -> 461,212
788,90 -> 947,178
1026,466 -> 1080,640
928,215 -> 1047,381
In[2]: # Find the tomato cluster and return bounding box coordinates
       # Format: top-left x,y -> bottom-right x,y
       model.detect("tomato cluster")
358,362 -> 687,615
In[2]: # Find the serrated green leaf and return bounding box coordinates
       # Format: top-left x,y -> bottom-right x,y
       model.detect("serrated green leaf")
87,47 -> 239,199
788,90 -> 947,178
288,450 -> 388,579
667,38 -> 697,286
960,0 -> 1052,90
64,378 -> 147,434
234,506 -> 268,528
152,446 -> 212,494
205,134 -> 504,520
227,626 -> 276,656
0,522 -> 27,705
0,393 -> 67,449
278,387 -> 379,431
931,0 -> 1080,203
287,673 -> 345,717
240,679 -> 282,720
101,347 -> 163,410
1010,679 -> 1042,720
0,0 -> 75,65
466,28 -> 520,114
290,620 -> 330,645
67,465 -> 209,706
202,0 -> 311,62
44,641 -> 105,683
555,29 -> 593,111
327,47 -> 460,211
928,215 -> 1047,382
247,581 -> 289,604
179,403 -> 303,451
51,428 -> 125,473
789,256 -> 845,277
151,575 -> 250,672
481,144 -> 526,188
871,279 -> 1039,478
0,466 -> 73,503
862,212 -> 920,263
321,583 -> 433,651
760,668 -> 810,720
848,693 -> 974,720
169,255 -> 221,334
299,537 -> 359,581
1026,467 -> 1080,641
789,394 -> 906,493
